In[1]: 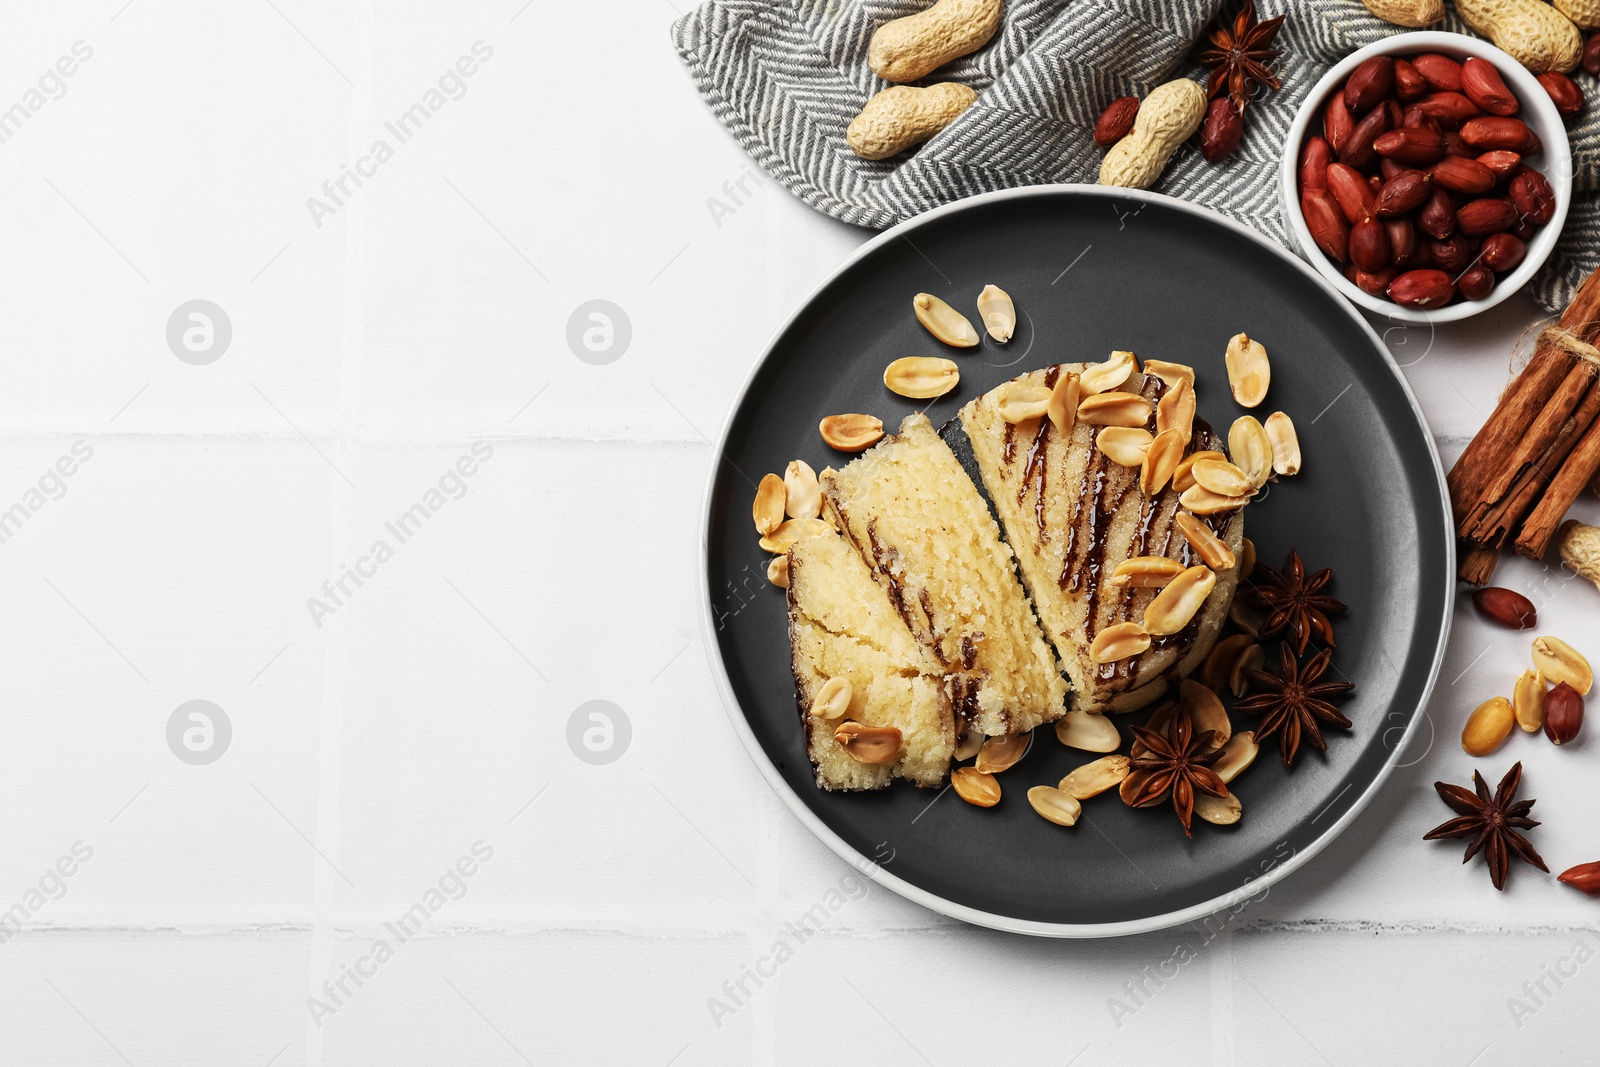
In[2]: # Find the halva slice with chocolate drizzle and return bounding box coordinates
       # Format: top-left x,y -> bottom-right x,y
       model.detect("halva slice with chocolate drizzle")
959,365 -> 1242,715
819,412 -> 1068,742
787,530 -> 954,790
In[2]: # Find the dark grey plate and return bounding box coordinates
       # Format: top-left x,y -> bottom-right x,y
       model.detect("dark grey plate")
699,187 -> 1453,937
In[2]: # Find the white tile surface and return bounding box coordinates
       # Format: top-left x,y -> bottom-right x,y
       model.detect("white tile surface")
2,1 -> 1598,1063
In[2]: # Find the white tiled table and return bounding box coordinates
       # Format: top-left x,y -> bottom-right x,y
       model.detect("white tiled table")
2,2 -> 1597,1064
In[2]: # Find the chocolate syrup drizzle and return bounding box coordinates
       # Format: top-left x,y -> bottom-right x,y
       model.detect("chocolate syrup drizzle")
997,369 -> 1238,696
1017,366 -> 1061,535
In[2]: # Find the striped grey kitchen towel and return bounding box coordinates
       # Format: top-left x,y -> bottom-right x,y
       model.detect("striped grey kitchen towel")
671,0 -> 1600,313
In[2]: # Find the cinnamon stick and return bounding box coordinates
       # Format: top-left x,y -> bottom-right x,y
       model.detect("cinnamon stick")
1447,346 -> 1570,517
1463,374 -> 1600,545
1516,413 -> 1600,558
1459,544 -> 1502,585
1447,264 -> 1600,582
1463,360 -> 1598,530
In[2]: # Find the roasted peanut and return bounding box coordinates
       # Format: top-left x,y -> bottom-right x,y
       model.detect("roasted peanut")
1059,754 -> 1131,799
975,732 -> 1031,774
1533,635 -> 1593,694
1026,784 -> 1081,826
976,284 -> 1015,342
753,473 -> 785,536
1090,621 -> 1152,663
1559,520 -> 1600,592
784,460 -> 820,520
1099,79 -> 1206,190
1361,0 -> 1446,29
883,356 -> 960,399
820,413 -> 884,451
952,765 -> 1002,806
835,721 -> 903,764
868,0 -> 1003,83
1462,695 -> 1515,756
913,292 -> 980,347
1455,0 -> 1583,74
848,84 -> 978,160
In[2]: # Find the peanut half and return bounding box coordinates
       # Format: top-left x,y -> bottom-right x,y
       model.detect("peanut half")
1230,643 -> 1265,698
1201,634 -> 1255,694
1156,377 -> 1196,443
1514,668 -> 1547,732
996,381 -> 1054,423
1181,679 -> 1231,745
1175,511 -> 1237,571
1109,556 -> 1186,588
1230,599 -> 1265,638
759,517 -> 833,553
811,677 -> 853,722
975,732 -> 1031,774
1195,791 -> 1242,826
976,284 -> 1015,343
952,765 -> 1002,807
913,292 -> 980,347
1179,484 -> 1251,515
753,473 -> 785,536
1080,350 -> 1138,395
1143,359 -> 1196,390
1054,709 -> 1121,753
767,555 -> 790,588
1143,564 -> 1217,635
1141,428 -> 1186,496
1264,411 -> 1302,476
1224,332 -> 1271,407
953,725 -> 984,762
835,721 -> 903,764
1078,391 -> 1154,428
1026,784 -> 1082,826
1228,416 -> 1274,489
1173,449 -> 1226,493
1533,636 -> 1593,695
1096,426 -> 1154,467
1059,754 -> 1131,799
883,356 -> 960,399
1461,696 -> 1515,756
1090,621 -> 1152,663
784,460 -> 820,520
1192,458 -> 1255,498
1046,370 -> 1080,434
1213,731 -> 1259,784
820,413 -> 884,452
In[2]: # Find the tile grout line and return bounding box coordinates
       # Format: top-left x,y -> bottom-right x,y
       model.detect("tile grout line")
305,8 -> 375,1066
1209,926 -> 1235,1067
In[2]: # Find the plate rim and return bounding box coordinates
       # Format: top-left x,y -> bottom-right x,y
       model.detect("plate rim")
697,183 -> 1456,938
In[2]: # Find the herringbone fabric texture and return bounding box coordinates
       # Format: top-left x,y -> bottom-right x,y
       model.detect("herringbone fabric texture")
672,0 -> 1600,312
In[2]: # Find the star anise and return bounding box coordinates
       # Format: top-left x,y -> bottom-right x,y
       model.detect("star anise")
1236,643 -> 1355,766
1240,549 -> 1347,654
1424,762 -> 1548,891
1128,713 -> 1228,838
1197,1 -> 1285,111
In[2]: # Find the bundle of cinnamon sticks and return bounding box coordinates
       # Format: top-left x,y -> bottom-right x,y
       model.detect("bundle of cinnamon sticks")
1449,265 -> 1600,585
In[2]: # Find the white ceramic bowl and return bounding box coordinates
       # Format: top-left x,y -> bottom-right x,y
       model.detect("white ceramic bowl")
1278,31 -> 1571,324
